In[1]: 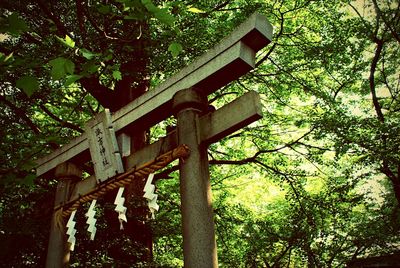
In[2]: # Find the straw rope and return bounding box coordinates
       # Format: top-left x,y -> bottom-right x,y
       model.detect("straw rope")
55,144 -> 189,218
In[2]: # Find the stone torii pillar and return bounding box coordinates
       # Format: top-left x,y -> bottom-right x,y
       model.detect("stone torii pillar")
171,88 -> 264,266
46,162 -> 82,268
173,89 -> 217,267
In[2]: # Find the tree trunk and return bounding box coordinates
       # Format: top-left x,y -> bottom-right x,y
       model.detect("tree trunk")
381,162 -> 400,207
97,21 -> 153,265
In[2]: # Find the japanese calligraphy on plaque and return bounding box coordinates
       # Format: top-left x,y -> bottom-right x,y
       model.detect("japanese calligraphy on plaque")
86,109 -> 124,183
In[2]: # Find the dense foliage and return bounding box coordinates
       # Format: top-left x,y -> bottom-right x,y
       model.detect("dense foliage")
1,0 -> 399,267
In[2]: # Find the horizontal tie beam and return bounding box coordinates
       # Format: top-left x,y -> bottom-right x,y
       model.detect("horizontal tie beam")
66,91 -> 262,206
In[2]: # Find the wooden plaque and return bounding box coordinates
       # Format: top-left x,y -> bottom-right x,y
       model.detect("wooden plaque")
86,109 -> 124,183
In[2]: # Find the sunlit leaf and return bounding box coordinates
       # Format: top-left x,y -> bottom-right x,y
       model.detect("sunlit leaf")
168,42 -> 183,58
56,35 -> 75,48
0,52 -> 14,65
65,35 -> 75,48
112,70 -> 122,80
4,52 -> 14,62
188,6 -> 205,13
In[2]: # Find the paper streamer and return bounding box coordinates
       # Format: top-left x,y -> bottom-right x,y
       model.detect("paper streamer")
66,210 -> 77,251
143,173 -> 159,219
114,186 -> 127,230
85,199 -> 97,240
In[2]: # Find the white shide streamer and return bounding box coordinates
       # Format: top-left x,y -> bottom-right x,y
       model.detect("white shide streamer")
143,173 -> 159,219
114,186 -> 127,230
85,199 -> 97,240
66,210 -> 77,251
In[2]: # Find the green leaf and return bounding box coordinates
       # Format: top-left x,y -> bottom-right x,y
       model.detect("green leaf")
16,76 -> 39,97
187,6 -> 205,13
80,48 -> 99,60
124,11 -> 146,20
65,74 -> 83,86
141,0 -> 175,26
117,0 -> 137,8
0,52 -> 14,65
65,35 -> 75,48
48,57 -> 75,80
49,57 -> 66,80
168,42 -> 183,58
4,52 -> 14,62
124,15 -> 138,20
112,70 -> 122,80
6,13 -> 29,36
103,52 -> 113,61
97,4 -> 112,14
141,0 -> 158,13
154,10 -> 175,26
82,61 -> 99,75
56,35 -> 75,48
20,159 -> 37,172
64,59 -> 75,74
22,174 -> 36,187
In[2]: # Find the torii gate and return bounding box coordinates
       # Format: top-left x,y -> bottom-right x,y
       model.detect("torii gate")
36,13 -> 272,268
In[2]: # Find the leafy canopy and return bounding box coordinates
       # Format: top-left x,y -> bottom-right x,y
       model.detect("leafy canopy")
1,0 -> 399,267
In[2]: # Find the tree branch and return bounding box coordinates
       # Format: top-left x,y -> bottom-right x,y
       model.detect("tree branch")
348,2 -> 372,33
0,95 -> 41,135
75,0 -> 87,45
369,38 -> 385,122
381,161 -> 400,206
212,1 -> 232,12
83,3 -> 144,43
255,8 -> 284,67
80,76 -> 116,110
271,242 -> 293,268
39,104 -> 84,133
36,0 -> 72,38
154,165 -> 179,181
371,0 -> 400,44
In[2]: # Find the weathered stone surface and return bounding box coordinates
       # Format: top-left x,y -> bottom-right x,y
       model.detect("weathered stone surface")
173,89 -> 218,268
46,163 -> 82,268
200,91 -> 262,145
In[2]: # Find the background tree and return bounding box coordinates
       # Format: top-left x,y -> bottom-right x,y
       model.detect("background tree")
0,0 -> 399,267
